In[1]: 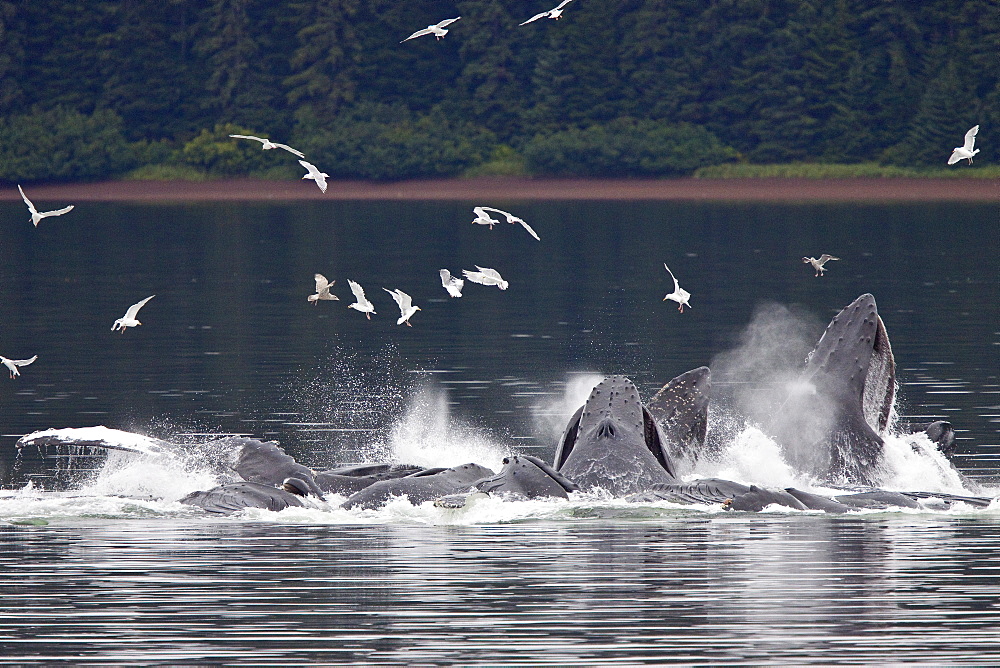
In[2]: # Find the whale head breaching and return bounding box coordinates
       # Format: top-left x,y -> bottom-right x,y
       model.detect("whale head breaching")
553,376 -> 676,496
766,293 -> 895,486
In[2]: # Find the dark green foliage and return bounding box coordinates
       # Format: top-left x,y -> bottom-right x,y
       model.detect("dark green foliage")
296,103 -> 496,179
180,123 -> 283,176
523,120 -> 737,177
1,0 -> 998,179
0,107 -> 142,182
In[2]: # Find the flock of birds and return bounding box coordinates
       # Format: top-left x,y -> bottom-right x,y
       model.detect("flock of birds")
3,0 -> 983,381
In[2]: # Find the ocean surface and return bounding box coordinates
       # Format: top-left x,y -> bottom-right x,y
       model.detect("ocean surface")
0,198 -> 998,664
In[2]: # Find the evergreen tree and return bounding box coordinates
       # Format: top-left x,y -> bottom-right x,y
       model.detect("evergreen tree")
885,58 -> 980,165
195,0 -> 287,131
97,0 -> 206,141
453,0 -> 533,139
0,1 -> 24,115
284,0 -> 361,125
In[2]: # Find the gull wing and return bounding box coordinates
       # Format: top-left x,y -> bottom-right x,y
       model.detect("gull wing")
348,280 -> 368,302
439,269 -> 454,286
663,263 -> 680,291
17,185 -> 37,214
554,0 -> 575,10
818,254 -> 839,263
401,27 -> 433,42
124,295 -> 155,319
519,11 -> 549,25
964,125 -> 979,152
472,206 -> 491,218
314,274 -> 331,292
229,134 -> 266,144
462,269 -> 490,285
476,266 -> 504,282
274,143 -> 306,158
947,149 -> 964,165
298,159 -> 318,176
479,205 -> 507,216
436,17 -> 461,28
11,355 -> 37,368
40,205 -> 74,218
382,288 -> 411,311
517,219 -> 541,241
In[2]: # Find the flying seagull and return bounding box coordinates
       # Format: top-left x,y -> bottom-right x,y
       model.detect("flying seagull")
519,0 -> 574,25
347,280 -> 376,319
298,160 -> 329,193
18,185 -> 74,227
401,17 -> 460,42
462,266 -> 509,290
112,295 -> 155,332
948,125 -> 980,165
802,254 -> 839,277
308,274 -> 339,305
383,288 -> 421,326
1,354 -> 37,379
229,134 -> 305,159
439,269 -> 464,298
471,206 -> 501,229
479,206 -> 540,241
662,263 -> 691,312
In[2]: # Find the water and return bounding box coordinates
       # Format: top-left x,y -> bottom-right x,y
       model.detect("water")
0,199 -> 998,663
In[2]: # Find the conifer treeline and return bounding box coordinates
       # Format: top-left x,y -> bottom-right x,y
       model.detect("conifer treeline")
1,0 -> 997,181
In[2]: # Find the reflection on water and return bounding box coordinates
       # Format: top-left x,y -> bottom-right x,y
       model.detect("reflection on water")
0,200 -> 997,663
3,518 -> 1000,664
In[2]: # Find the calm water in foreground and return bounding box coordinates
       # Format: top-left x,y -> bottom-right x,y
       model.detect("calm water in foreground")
0,199 -> 997,664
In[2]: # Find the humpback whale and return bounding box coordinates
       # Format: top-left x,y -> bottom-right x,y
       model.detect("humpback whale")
553,375 -> 676,496
14,294 -> 987,514
766,293 -> 896,486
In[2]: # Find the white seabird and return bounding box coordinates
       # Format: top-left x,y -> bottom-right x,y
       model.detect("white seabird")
18,185 -> 74,227
309,274 -> 339,305
802,254 -> 839,277
439,269 -> 465,298
401,17 -> 461,42
479,206 -> 540,240
112,295 -> 155,332
1,354 -> 37,379
471,206 -> 501,229
462,266 -> 509,290
519,0 -> 574,25
298,160 -> 329,193
662,263 -> 691,312
347,280 -> 376,319
229,134 -> 306,159
383,288 -> 421,326
948,125 -> 980,165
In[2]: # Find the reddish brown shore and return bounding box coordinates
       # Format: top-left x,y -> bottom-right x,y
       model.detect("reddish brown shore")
2,177 -> 999,202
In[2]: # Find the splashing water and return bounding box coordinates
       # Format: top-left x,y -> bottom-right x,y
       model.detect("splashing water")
386,383 -> 512,471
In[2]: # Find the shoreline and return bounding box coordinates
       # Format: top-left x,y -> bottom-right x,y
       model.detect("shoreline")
2,176 -> 998,202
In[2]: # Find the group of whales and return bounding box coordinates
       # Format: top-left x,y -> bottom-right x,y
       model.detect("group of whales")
17,293 -> 991,514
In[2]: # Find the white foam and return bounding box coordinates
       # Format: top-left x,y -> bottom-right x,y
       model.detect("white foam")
22,426 -> 167,455
385,384 -> 511,471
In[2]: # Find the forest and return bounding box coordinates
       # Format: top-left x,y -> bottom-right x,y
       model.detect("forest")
0,0 -> 997,182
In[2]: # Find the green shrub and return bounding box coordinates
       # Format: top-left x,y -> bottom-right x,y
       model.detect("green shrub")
523,119 -> 738,177
179,123 -> 287,176
0,107 -> 142,182
295,103 -> 497,180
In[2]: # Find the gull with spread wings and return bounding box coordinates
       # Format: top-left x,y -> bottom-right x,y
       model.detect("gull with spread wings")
948,125 -> 980,165
383,288 -> 421,326
18,185 -> 74,227
401,17 -> 460,42
229,134 -> 305,159
478,206 -> 540,241
347,280 -> 376,319
112,295 -> 155,332
462,266 -> 509,290
520,0 -> 574,25
662,264 -> 691,312
308,274 -> 339,305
